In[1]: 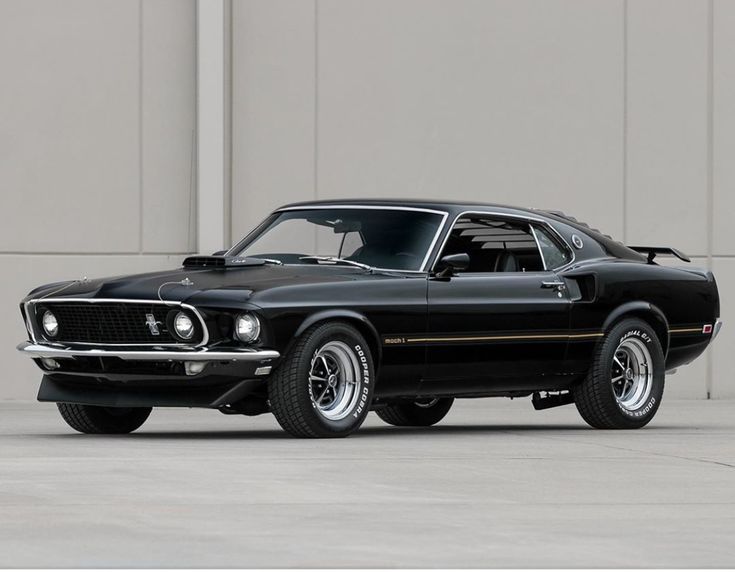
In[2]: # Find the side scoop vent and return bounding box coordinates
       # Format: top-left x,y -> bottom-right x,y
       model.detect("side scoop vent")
182,256 -> 263,269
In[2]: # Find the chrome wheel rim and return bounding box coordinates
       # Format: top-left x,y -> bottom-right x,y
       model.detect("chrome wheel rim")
308,341 -> 361,421
611,337 -> 653,411
415,398 -> 439,408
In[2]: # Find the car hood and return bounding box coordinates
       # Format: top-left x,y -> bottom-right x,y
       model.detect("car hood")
23,263 -> 393,307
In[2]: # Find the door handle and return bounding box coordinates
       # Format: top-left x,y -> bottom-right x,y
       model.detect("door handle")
541,281 -> 565,290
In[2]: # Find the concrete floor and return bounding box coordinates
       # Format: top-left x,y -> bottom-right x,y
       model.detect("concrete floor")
0,399 -> 734,568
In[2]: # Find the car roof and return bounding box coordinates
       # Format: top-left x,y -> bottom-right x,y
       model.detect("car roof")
278,198 -> 543,217
278,198 -> 645,263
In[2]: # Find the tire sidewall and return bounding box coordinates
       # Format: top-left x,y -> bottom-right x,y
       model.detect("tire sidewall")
605,320 -> 665,424
297,323 -> 374,435
407,398 -> 454,425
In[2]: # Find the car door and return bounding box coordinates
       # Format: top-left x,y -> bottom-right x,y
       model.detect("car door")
422,213 -> 573,394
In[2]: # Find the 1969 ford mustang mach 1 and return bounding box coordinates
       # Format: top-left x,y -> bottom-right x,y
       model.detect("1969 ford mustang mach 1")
18,200 -> 722,438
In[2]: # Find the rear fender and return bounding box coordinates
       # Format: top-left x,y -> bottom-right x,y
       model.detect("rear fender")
602,301 -> 670,355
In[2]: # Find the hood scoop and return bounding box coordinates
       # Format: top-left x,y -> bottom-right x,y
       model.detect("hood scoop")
182,256 -> 266,269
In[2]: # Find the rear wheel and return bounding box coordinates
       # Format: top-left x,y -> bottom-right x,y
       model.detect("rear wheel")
268,321 -> 374,438
573,318 -> 664,429
57,403 -> 151,434
377,398 -> 454,427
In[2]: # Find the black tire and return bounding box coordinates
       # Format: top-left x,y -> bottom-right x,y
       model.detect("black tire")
573,318 -> 665,429
377,398 -> 454,427
56,403 -> 152,434
268,321 -> 375,438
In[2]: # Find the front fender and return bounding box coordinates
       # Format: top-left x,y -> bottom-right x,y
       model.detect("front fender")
292,309 -> 382,365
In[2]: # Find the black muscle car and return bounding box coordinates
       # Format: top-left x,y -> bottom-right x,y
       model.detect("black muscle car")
18,200 -> 722,437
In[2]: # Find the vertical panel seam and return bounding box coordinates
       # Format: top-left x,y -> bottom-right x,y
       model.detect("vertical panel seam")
191,0 -> 199,253
224,0 -> 233,247
706,0 -> 714,399
138,0 -> 144,255
622,0 -> 628,244
314,0 -> 319,201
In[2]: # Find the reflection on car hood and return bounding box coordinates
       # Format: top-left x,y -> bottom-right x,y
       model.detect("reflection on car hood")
23,264 -> 395,306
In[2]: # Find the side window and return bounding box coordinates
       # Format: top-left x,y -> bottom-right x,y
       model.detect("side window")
533,225 -> 572,270
438,215 -> 544,273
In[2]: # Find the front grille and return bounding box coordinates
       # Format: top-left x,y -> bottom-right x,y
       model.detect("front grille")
39,302 -> 201,345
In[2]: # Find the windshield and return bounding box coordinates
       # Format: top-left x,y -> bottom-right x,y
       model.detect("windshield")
230,208 -> 445,271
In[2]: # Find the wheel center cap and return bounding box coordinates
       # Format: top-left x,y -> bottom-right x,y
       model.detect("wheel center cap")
327,374 -> 337,387
624,368 -> 634,381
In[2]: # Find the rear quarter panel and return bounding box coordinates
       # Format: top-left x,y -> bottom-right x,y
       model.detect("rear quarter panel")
564,259 -> 719,373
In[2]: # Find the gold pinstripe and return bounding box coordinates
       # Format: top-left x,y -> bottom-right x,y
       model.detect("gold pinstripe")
390,332 -> 604,344
383,325 -> 708,346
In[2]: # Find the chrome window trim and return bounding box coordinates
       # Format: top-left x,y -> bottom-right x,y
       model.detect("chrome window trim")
276,204 -> 449,216
529,225 -> 548,271
232,204 -> 450,273
24,298 -> 209,348
429,210 -> 576,274
530,222 -> 576,272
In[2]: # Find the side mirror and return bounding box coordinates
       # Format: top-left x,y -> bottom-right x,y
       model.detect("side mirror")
436,253 -> 470,278
212,250 -> 228,256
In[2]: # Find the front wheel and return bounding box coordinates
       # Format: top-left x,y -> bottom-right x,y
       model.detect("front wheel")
268,321 -> 375,438
57,403 -> 152,434
573,318 -> 665,429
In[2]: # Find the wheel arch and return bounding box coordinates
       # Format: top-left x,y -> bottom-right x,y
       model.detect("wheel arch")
291,310 -> 383,368
602,301 -> 670,356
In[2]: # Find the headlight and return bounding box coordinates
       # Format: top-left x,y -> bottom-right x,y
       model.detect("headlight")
235,313 -> 260,343
42,310 -> 59,338
173,311 -> 195,340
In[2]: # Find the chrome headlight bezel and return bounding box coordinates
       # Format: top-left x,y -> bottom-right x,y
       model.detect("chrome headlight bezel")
234,313 -> 261,343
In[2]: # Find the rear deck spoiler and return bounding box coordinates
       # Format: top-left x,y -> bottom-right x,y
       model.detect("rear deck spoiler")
627,246 -> 691,264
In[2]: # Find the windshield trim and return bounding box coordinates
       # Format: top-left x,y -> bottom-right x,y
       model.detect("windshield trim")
228,205 -> 450,273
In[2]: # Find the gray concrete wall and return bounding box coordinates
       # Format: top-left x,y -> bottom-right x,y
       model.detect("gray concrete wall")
0,0 -> 196,399
1,0 -> 732,400
230,0 -> 734,398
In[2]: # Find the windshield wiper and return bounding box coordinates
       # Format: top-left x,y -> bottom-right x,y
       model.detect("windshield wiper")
299,256 -> 373,272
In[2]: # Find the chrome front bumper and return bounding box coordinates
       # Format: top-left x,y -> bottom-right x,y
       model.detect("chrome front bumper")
17,341 -> 280,362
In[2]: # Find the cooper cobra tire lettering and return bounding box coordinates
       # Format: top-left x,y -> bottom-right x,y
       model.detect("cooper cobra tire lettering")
353,344 -> 370,419
626,396 -> 656,418
269,321 -> 375,438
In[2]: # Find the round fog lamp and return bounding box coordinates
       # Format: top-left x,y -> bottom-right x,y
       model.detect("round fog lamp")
173,311 -> 195,340
235,313 -> 260,343
42,310 -> 59,338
